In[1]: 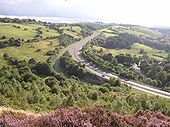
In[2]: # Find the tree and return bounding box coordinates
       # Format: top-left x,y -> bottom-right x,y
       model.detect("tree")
112,57 -> 118,65
70,83 -> 78,101
23,72 -> 37,82
28,58 -> 37,65
139,49 -> 145,54
166,54 -> 170,62
88,91 -> 98,100
103,53 -> 113,62
45,76 -> 58,88
3,53 -> 9,60
152,80 -> 158,86
155,71 -> 167,84
126,94 -> 135,106
146,69 -> 157,79
164,64 -> 170,73
166,73 -> 170,83
140,94 -> 149,110
62,94 -> 75,107
140,61 -> 150,73
114,79 -> 121,87
1,35 -> 6,39
157,80 -> 163,87
32,82 -> 40,103
34,62 -> 52,76
50,85 -> 59,94
137,75 -> 144,81
99,48 -> 103,53
145,78 -> 153,85
99,87 -> 108,93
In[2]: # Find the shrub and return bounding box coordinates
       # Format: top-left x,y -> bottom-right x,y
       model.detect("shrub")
99,87 -> 108,93
0,108 -> 170,127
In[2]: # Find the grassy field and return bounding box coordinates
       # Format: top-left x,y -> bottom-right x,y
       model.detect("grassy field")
103,32 -> 117,38
59,25 -> 82,33
0,39 -> 60,67
63,30 -> 81,39
111,25 -> 157,39
0,23 -> 60,40
99,28 -> 118,38
59,25 -> 82,39
99,28 -> 113,33
99,25 -> 158,40
131,26 -> 160,37
0,23 -> 86,68
93,43 -> 168,60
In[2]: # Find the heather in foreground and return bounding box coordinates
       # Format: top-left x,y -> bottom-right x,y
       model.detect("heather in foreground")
0,107 -> 170,127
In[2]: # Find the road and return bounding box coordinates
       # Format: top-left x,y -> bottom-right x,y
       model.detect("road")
55,31 -> 170,99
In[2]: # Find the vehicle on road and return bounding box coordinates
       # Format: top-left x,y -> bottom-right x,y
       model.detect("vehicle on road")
94,68 -> 98,71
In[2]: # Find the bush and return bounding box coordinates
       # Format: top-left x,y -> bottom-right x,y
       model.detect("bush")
99,87 -> 108,93
1,35 -> 6,39
88,91 -> 98,100
0,108 -> 170,127
34,62 -> 52,76
45,76 -> 58,88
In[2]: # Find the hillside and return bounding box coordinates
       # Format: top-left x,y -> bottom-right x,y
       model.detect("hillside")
0,23 -> 59,40
0,18 -> 94,68
81,24 -> 170,92
99,25 -> 170,52
0,18 -> 170,126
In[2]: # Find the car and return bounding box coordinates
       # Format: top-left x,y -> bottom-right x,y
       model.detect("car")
94,68 -> 98,71
102,74 -> 105,77
85,63 -> 90,66
89,65 -> 93,68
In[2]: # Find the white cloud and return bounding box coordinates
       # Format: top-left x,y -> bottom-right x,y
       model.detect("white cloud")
0,0 -> 170,26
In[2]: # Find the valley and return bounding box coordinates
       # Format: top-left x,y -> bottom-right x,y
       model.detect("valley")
0,18 -> 170,126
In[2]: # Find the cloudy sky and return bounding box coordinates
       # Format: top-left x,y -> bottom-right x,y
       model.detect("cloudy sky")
0,0 -> 170,27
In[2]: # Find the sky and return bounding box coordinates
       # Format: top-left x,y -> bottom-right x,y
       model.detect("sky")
0,0 -> 170,27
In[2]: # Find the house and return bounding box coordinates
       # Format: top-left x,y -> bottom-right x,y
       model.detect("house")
132,63 -> 141,74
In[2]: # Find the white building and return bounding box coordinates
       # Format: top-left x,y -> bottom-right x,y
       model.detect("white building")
132,63 -> 141,74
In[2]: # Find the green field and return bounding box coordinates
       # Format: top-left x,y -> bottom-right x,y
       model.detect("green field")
0,22 -> 90,69
99,28 -> 118,38
0,23 -> 86,68
59,25 -> 82,39
0,23 -> 60,40
0,39 -> 60,67
99,28 -> 113,33
99,25 -> 159,40
59,25 -> 82,33
111,25 -> 157,39
63,30 -> 81,39
93,43 -> 168,60
103,32 -> 117,38
131,26 -> 160,36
